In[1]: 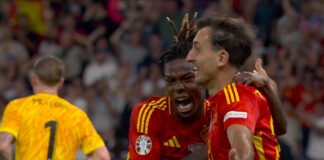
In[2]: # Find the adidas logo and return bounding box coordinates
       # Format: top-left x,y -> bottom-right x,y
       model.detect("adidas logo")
163,136 -> 181,148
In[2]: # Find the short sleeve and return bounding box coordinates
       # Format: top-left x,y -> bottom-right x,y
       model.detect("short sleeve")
220,84 -> 260,134
128,102 -> 161,160
80,114 -> 105,155
0,100 -> 22,138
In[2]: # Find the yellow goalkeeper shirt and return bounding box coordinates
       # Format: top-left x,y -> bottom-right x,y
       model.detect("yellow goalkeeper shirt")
0,93 -> 104,160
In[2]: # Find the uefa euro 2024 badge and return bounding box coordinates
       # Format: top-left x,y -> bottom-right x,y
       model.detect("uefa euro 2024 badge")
135,135 -> 152,155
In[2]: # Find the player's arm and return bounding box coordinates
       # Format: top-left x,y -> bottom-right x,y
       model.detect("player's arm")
182,145 -> 207,160
88,146 -> 111,160
233,58 -> 287,136
227,125 -> 254,160
79,113 -> 111,160
0,100 -> 22,160
260,79 -> 287,136
220,84 -> 260,160
110,20 -> 131,55
0,132 -> 14,160
128,103 -> 161,160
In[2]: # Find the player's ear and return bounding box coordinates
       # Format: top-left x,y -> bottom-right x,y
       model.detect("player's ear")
30,73 -> 38,88
216,49 -> 229,67
57,78 -> 64,90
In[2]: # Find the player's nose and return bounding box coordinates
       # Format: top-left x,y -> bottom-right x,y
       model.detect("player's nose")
174,81 -> 185,92
186,48 -> 195,63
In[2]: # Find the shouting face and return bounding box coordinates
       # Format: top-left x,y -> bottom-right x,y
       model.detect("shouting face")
164,59 -> 205,121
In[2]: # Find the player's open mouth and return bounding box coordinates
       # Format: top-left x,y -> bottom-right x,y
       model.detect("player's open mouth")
175,97 -> 193,113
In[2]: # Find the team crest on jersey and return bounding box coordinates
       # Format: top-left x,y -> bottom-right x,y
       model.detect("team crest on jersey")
135,135 -> 152,155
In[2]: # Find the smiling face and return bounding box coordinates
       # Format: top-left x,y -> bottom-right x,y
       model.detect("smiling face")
186,27 -> 224,88
164,59 -> 205,121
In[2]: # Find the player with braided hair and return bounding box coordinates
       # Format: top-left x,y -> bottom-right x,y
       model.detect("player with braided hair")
127,13 -> 285,159
128,13 -> 210,160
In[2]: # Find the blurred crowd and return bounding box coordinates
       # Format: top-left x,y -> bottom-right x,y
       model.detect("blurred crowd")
0,0 -> 323,159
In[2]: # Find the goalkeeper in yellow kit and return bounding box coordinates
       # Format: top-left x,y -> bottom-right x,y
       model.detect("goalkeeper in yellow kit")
0,56 -> 111,160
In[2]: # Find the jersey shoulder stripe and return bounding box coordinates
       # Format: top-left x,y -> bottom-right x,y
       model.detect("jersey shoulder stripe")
223,83 -> 240,105
136,97 -> 168,134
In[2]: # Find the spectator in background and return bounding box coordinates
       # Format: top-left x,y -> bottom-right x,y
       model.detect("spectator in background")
83,48 -> 118,87
39,24 -> 62,57
235,0 -> 258,23
253,0 -> 282,46
83,0 -> 118,38
296,101 -> 324,160
279,100 -> 302,160
14,14 -> 40,55
139,0 -> 161,46
64,83 -> 88,112
140,33 -> 164,67
109,62 -> 135,112
277,0 -> 303,49
87,79 -> 119,152
110,21 -> 147,69
58,30 -> 88,80
0,25 -> 29,66
60,13 -> 106,52
204,0 -> 237,18
2,77 -> 30,101
141,63 -> 165,98
154,0 -> 184,45
59,14 -> 87,46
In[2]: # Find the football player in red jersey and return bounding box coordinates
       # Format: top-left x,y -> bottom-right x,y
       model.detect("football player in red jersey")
128,14 -> 211,160
186,17 -> 286,160
128,14 -> 286,160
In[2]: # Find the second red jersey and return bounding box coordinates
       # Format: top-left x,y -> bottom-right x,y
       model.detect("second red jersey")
207,83 -> 280,160
128,96 -> 210,160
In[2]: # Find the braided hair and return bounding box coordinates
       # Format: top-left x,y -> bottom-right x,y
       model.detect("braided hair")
159,12 -> 198,70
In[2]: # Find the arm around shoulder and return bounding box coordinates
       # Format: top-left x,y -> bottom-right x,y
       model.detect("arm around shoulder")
262,81 -> 287,136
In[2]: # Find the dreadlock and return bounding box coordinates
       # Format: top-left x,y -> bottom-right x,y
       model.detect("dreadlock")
159,12 -> 198,71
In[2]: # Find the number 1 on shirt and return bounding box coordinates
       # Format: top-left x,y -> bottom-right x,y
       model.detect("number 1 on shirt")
45,121 -> 57,160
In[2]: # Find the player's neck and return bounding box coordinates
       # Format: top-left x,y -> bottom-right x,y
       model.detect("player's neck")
207,67 -> 237,97
33,85 -> 58,96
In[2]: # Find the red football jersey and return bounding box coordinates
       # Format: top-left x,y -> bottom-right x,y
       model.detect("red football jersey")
128,96 -> 210,160
207,83 -> 280,160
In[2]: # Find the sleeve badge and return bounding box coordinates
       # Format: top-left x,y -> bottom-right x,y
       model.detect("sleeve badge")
135,135 -> 152,155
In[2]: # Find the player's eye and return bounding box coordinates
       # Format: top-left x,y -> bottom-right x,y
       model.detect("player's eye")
166,79 -> 176,85
183,76 -> 194,82
194,44 -> 201,52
